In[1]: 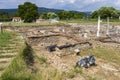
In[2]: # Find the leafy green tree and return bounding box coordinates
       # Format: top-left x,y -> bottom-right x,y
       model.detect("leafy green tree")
47,12 -> 58,19
91,7 -> 119,19
57,11 -> 84,20
116,10 -> 120,18
57,11 -> 68,20
74,12 -> 84,19
18,2 -> 39,22
0,12 -> 12,21
41,12 -> 58,19
41,13 -> 48,19
67,11 -> 74,20
90,11 -> 98,18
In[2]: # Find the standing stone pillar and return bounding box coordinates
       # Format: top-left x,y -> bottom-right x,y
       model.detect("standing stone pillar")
97,16 -> 101,37
106,17 -> 109,35
62,28 -> 65,33
0,23 -> 2,33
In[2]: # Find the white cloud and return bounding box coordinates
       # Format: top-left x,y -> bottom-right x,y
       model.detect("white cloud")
92,0 -> 100,2
58,0 -> 76,3
59,0 -> 64,3
69,0 -> 76,3
115,0 -> 120,6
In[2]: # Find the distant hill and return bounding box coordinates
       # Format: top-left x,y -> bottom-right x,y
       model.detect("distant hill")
0,7 -> 91,16
38,7 -> 62,14
0,7 -> 63,15
83,12 -> 91,16
0,9 -> 17,14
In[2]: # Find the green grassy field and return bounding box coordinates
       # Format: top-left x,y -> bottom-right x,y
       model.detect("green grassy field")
81,47 -> 120,66
2,19 -> 120,27
2,22 -> 68,27
62,19 -> 120,25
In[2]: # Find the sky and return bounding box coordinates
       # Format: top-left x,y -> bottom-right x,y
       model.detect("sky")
0,0 -> 120,11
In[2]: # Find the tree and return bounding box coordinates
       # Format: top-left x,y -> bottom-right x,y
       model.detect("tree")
57,11 -> 84,20
47,12 -> 58,19
18,2 -> 39,22
90,11 -> 98,18
91,7 -> 119,19
67,11 -> 74,20
41,13 -> 48,19
0,12 -> 12,21
41,12 -> 58,20
57,11 -> 68,20
74,12 -> 84,19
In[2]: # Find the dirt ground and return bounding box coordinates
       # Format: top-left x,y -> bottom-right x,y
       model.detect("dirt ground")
5,24 -> 120,80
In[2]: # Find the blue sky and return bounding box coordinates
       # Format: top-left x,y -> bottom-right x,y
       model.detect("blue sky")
0,0 -> 120,11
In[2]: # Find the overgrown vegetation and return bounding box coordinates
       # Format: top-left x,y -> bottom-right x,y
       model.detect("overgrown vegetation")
38,56 -> 47,64
62,19 -> 120,25
0,43 -> 62,80
2,22 -> 69,27
0,12 -> 12,22
1,43 -> 34,80
0,31 -> 15,47
81,47 -> 120,65
22,42 -> 34,67
61,67 -> 83,79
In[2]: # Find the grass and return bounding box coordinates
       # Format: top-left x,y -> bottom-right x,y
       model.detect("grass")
62,19 -> 98,24
87,76 -> 97,80
0,67 -> 5,71
63,67 -> 83,79
1,43 -> 34,80
2,22 -> 69,27
66,69 -> 76,78
62,19 -> 120,25
38,56 -> 47,64
34,54 -> 62,80
2,19 -> 120,27
35,67 -> 62,80
0,43 -> 62,80
81,47 -> 120,65
0,55 -> 15,58
0,31 -> 16,47
0,61 -> 8,63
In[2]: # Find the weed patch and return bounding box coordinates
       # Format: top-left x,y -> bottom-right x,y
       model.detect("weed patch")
0,31 -> 16,47
1,43 -> 34,80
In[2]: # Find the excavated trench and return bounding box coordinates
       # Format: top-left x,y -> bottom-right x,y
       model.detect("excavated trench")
27,34 -> 92,57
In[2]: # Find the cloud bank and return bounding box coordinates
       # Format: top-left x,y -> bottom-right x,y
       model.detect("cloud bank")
0,0 -> 120,11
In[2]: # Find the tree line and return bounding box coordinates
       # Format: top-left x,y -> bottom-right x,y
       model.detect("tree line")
41,11 -> 84,20
0,12 -> 12,21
